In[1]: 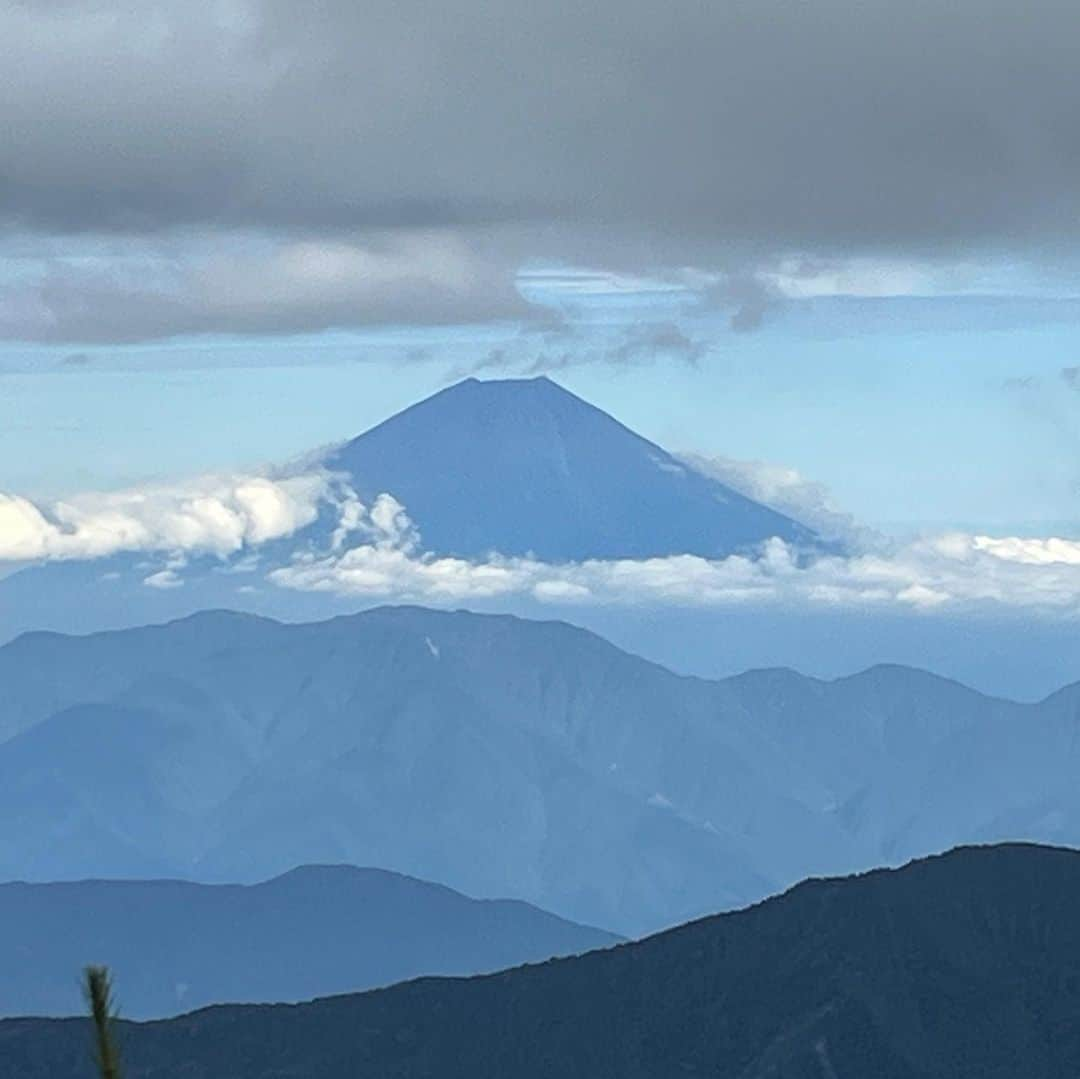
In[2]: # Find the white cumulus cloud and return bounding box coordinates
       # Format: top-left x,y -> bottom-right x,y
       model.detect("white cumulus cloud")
4,463 -> 1080,618
271,523 -> 1080,617
0,471 -> 332,563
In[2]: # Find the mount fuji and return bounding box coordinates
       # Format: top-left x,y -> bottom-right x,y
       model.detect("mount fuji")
0,377 -> 824,643
324,376 -> 820,561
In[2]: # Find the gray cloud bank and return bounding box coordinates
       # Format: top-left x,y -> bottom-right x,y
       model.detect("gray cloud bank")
0,232 -> 534,342
4,0 -> 1080,341
3,0 -> 1079,248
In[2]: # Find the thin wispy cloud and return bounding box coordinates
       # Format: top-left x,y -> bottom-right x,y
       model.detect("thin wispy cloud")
459,321 -> 709,377
679,455 -> 873,547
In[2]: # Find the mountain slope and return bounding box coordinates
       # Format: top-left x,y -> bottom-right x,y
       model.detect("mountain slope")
0,866 -> 617,1020
326,376 -> 821,560
3,844 -> 1079,1079
2,605 -> 1079,936
0,607 -> 790,934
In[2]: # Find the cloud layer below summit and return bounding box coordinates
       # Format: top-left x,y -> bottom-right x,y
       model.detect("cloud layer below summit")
2,464 -> 1079,618
270,520 -> 1080,615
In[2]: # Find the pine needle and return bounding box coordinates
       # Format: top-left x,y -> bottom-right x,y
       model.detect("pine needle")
83,965 -> 122,1079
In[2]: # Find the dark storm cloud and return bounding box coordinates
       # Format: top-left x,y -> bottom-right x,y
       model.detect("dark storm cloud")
3,0 -> 1080,251
4,0 -> 1080,341
0,230 -> 538,341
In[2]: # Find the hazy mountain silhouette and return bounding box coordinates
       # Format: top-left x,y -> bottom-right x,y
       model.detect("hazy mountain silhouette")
3,607 -> 1080,935
0,865 -> 616,1020
325,376 -> 822,559
4,844 -> 1080,1078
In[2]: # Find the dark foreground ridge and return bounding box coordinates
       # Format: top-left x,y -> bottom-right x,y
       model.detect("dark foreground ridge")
3,844 -> 1080,1079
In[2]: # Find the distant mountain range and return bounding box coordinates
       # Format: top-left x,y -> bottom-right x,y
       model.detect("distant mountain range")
4,844 -> 1080,1079
0,376 -> 824,645
3,605 -> 1080,934
0,865 -> 616,1020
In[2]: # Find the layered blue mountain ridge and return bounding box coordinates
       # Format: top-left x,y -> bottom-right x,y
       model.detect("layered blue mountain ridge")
0,865 -> 617,1020
4,605 -> 1080,935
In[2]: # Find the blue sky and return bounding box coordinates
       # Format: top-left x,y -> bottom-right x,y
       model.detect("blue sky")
4,279 -> 1079,539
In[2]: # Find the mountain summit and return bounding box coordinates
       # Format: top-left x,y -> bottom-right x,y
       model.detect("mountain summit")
327,376 -> 821,560
0,376 -> 826,645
